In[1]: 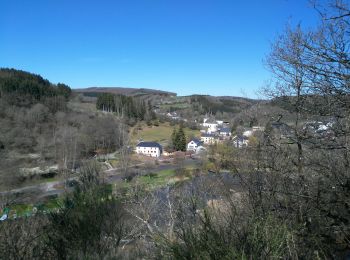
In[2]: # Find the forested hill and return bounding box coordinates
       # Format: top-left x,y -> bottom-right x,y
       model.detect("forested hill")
74,87 -> 176,97
0,68 -> 71,107
188,95 -> 259,114
0,69 -> 127,189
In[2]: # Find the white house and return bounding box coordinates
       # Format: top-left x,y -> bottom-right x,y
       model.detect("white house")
243,130 -> 253,137
242,127 -> 264,138
195,146 -> 207,154
202,119 -> 219,133
166,112 -> 180,120
252,126 -> 265,132
201,118 -> 228,134
201,133 -> 217,144
219,127 -> 232,138
136,141 -> 163,157
187,138 -> 204,152
207,123 -> 219,133
232,135 -> 249,148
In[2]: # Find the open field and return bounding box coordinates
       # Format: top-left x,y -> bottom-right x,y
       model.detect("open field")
3,197 -> 62,219
114,165 -> 196,193
159,102 -> 190,110
138,169 -> 177,187
138,167 -> 194,188
2,184 -> 114,219
130,122 -> 199,146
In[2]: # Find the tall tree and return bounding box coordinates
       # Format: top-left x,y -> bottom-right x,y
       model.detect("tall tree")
265,25 -> 311,173
175,125 -> 186,152
170,126 -> 186,151
170,127 -> 177,151
258,1 -> 350,256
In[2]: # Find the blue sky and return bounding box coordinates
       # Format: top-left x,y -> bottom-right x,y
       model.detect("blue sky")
1,0 -> 321,97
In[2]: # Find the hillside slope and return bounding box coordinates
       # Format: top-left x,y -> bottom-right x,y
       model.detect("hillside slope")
74,87 -> 176,97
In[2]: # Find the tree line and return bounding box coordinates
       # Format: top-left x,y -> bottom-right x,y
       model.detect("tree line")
96,93 -> 155,121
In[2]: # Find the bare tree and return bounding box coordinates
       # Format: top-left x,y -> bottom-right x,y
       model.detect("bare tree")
265,25 -> 313,173
256,1 -> 350,257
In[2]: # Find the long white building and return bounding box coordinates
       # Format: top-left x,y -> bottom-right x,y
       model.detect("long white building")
136,141 -> 163,157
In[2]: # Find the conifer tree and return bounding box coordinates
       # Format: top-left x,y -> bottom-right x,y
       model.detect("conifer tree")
170,128 -> 177,150
175,125 -> 186,151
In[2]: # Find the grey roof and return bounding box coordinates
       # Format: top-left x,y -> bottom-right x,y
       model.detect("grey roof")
233,135 -> 248,147
220,127 -> 231,133
271,122 -> 293,136
233,135 -> 248,141
189,138 -> 203,145
137,141 -> 163,152
205,118 -> 217,124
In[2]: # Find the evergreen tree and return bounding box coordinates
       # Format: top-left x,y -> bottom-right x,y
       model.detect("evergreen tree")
57,83 -> 72,100
176,125 -> 187,151
171,125 -> 186,152
170,128 -> 177,150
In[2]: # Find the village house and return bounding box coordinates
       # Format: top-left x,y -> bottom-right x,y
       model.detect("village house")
136,141 -> 163,157
201,118 -> 229,134
196,146 -> 207,153
303,120 -> 334,137
232,135 -> 249,148
187,138 -> 204,152
219,127 -> 232,138
252,126 -> 265,132
202,118 -> 219,133
166,112 -> 180,120
243,129 -> 253,137
270,122 -> 294,139
201,133 -> 217,144
231,126 -> 265,148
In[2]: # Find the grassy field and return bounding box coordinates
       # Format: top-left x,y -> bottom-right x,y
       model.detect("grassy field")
4,184 -> 114,219
114,166 -> 195,193
159,102 -> 190,110
131,123 -> 199,146
4,197 -> 62,218
138,169 -> 177,187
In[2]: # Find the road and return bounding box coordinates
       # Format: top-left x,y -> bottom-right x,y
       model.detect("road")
0,180 -> 63,197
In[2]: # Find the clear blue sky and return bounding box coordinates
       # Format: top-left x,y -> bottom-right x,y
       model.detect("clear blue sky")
1,0 -> 321,97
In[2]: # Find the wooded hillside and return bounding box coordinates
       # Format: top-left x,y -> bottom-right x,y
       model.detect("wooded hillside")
0,68 -> 71,108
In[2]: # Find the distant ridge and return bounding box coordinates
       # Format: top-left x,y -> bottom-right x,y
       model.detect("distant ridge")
74,87 -> 176,97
